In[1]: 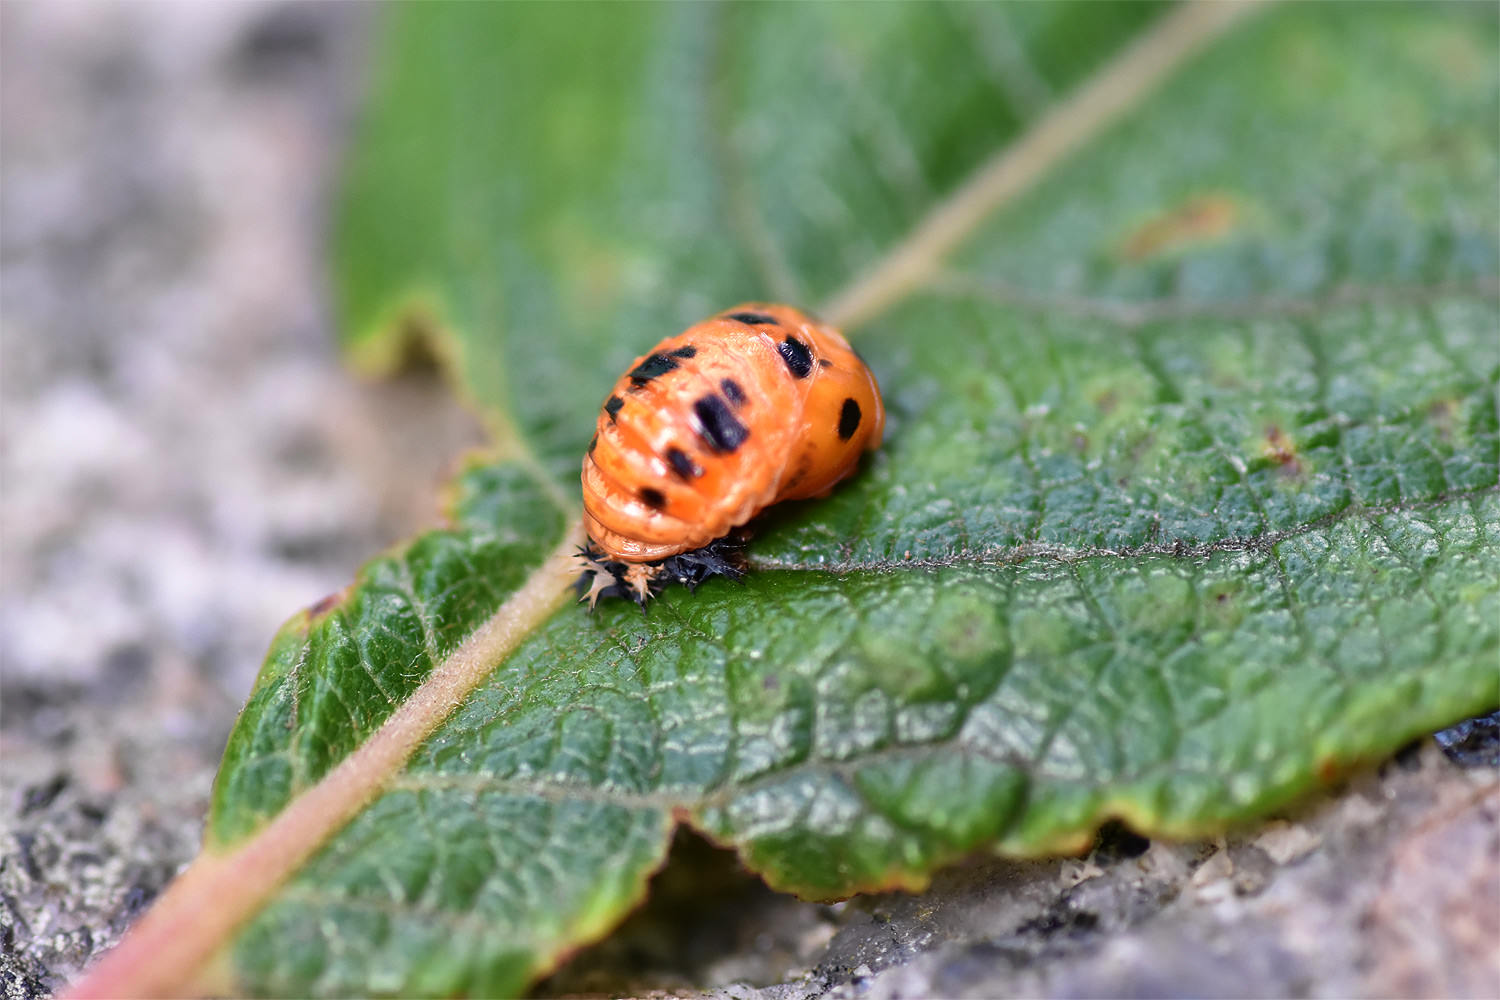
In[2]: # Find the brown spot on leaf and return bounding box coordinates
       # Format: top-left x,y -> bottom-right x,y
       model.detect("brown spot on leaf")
1263,426 -> 1303,478
307,586 -> 351,619
1118,192 -> 1239,261
1316,755 -> 1341,785
1427,397 -> 1458,440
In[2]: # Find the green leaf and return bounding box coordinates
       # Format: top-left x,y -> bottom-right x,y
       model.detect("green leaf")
78,4 -> 1498,999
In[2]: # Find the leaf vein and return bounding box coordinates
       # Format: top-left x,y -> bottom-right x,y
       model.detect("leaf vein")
747,487 -> 1499,574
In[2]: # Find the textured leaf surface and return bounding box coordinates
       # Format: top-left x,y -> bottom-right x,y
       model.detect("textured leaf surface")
213,3 -> 1498,996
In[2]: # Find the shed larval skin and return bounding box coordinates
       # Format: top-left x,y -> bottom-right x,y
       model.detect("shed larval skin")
582,303 -> 884,562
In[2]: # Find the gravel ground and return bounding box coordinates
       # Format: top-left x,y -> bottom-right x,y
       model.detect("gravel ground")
1,5 -> 1496,999
0,4 -> 482,995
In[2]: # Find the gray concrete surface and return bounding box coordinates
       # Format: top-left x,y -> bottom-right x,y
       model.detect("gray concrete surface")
0,4 -> 482,995
1,5 -> 1496,999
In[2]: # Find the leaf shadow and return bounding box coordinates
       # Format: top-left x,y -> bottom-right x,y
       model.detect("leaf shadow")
534,828 -> 841,996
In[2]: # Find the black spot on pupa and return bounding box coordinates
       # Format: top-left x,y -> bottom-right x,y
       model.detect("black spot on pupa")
819,358 -> 833,368
666,447 -> 702,479
777,336 -> 813,378
639,487 -> 667,510
629,353 -> 679,385
604,396 -> 624,422
693,395 -> 749,453
838,398 -> 862,441
670,344 -> 697,358
720,378 -> 747,407
782,454 -> 812,492
725,310 -> 778,325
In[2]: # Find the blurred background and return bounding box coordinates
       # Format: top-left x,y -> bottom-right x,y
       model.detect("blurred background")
0,4 -> 485,992
1,4 -> 1495,998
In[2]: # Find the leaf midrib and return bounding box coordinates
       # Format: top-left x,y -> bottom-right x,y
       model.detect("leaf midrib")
819,0 -> 1265,330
